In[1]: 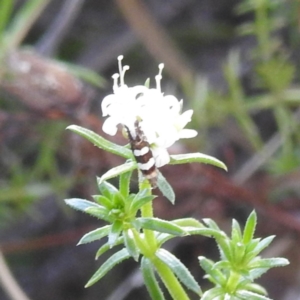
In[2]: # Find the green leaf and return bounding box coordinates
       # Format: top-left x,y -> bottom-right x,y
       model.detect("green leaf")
245,238 -> 261,254
156,171 -> 175,204
67,125 -> 132,158
141,257 -> 165,300
243,283 -> 267,295
119,171 -> 132,198
123,229 -> 139,261
231,219 -> 242,243
108,220 -> 123,247
235,290 -> 271,300
172,218 -> 204,228
248,267 -> 269,280
85,206 -> 110,221
112,192 -> 126,207
85,248 -> 130,287
201,287 -> 224,300
243,211 -> 257,244
172,219 -> 225,239
155,233 -> 177,247
130,189 -> 156,213
65,198 -> 102,212
134,218 -> 186,236
198,257 -> 226,286
251,236 -> 275,256
232,241 -> 246,265
97,162 -> 137,185
156,249 -> 202,295
92,195 -> 113,209
95,237 -> 124,259
97,180 -> 119,198
215,236 -> 233,262
202,218 -> 221,231
249,257 -> 289,269
170,153 -> 227,171
77,225 -> 111,245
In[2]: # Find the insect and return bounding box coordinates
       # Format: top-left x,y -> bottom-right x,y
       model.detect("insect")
125,120 -> 158,187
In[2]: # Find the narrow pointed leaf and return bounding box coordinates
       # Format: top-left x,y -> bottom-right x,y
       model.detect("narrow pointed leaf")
130,189 -> 156,212
97,181 -> 119,198
172,218 -> 204,228
201,287 -> 224,300
123,229 -> 139,261
235,290 -> 271,300
231,219 -> 242,243
245,238 -> 261,254
170,153 -> 227,171
95,237 -> 124,259
156,249 -> 202,295
85,206 -> 110,221
156,171 -> 175,204
248,267 -> 269,280
134,218 -> 186,236
67,125 -> 132,158
131,195 -> 156,213
251,236 -> 275,256
215,237 -> 233,261
65,198 -> 100,212
98,162 -> 137,185
249,257 -> 289,269
77,225 -> 111,245
202,218 -> 221,231
244,283 -> 267,295
108,220 -> 123,247
243,211 -> 257,244
172,219 -> 226,239
198,257 -> 226,286
92,195 -> 113,209
119,171 -> 132,198
141,257 -> 165,300
85,248 -> 130,287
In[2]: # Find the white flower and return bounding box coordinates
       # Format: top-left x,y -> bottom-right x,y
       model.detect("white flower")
101,56 -> 197,167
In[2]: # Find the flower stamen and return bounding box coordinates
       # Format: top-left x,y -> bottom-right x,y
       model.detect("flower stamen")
155,63 -> 164,93
117,55 -> 130,86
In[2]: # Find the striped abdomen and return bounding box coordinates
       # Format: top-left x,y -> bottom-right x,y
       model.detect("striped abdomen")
125,121 -> 158,187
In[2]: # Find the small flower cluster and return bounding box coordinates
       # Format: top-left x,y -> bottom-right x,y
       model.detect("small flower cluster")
101,56 -> 197,168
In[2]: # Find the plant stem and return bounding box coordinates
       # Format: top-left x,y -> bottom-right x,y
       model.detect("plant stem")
152,256 -> 190,300
139,179 -> 156,248
225,270 -> 240,294
138,179 -> 190,299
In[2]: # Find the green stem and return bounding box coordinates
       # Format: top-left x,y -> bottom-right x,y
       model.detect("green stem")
139,179 -> 156,248
225,270 -> 240,294
152,256 -> 190,300
138,178 -> 190,299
